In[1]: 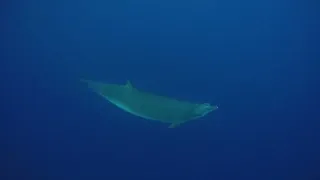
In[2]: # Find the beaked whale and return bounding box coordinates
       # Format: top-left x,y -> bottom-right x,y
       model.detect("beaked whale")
81,79 -> 218,128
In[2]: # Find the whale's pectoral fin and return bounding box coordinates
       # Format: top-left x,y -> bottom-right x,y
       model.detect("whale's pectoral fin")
168,123 -> 181,128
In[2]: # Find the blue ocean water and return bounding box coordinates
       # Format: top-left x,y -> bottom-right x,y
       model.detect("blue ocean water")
1,0 -> 319,179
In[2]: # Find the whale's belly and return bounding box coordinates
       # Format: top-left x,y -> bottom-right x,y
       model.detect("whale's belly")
103,96 -> 160,121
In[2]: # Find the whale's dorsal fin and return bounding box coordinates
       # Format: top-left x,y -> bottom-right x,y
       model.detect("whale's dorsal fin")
125,80 -> 133,89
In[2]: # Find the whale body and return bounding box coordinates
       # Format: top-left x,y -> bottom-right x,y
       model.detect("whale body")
81,79 -> 218,128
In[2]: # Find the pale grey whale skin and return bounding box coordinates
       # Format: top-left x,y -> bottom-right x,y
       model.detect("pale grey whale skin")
81,79 -> 218,128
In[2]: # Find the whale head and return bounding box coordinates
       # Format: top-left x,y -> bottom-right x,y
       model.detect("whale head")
191,103 -> 218,119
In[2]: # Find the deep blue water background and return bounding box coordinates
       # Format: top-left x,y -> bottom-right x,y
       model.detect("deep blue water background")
1,0 -> 319,179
